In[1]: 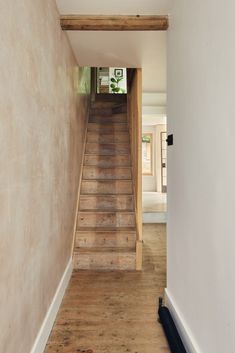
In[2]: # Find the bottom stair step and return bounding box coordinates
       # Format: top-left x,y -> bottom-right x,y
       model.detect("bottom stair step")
73,247 -> 136,270
75,229 -> 136,248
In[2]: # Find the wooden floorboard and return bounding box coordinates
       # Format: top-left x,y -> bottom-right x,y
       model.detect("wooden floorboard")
44,224 -> 170,353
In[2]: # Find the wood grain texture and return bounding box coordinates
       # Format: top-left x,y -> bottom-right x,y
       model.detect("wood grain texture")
82,166 -> 132,180
75,229 -> 136,248
89,113 -> 127,123
77,211 -> 136,227
81,180 -> 133,194
85,142 -> 130,155
60,15 -> 169,31
87,131 -> 129,143
73,247 -> 136,270
79,195 -> 134,211
127,68 -> 143,269
84,155 -> 131,167
75,95 -> 138,270
87,122 -> 128,132
44,224 -> 169,353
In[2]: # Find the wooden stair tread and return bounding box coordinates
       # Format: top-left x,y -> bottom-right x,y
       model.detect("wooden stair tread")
82,178 -> 133,182
83,165 -> 131,168
88,122 -> 128,126
84,155 -> 131,167
78,211 -> 135,214
81,193 -> 133,196
73,94 -> 138,270
80,209 -> 134,213
75,247 -> 135,254
76,227 -> 136,236
80,194 -> 134,211
77,227 -> 136,232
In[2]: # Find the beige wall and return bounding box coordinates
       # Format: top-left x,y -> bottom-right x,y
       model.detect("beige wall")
0,1 -> 90,353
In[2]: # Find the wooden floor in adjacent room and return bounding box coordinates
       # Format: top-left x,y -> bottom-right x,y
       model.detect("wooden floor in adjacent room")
44,224 -> 169,353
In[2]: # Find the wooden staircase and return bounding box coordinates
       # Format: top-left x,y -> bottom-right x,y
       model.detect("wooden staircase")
74,94 -> 137,270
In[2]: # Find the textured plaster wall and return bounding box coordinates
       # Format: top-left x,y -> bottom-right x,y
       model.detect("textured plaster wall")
0,1 -> 90,353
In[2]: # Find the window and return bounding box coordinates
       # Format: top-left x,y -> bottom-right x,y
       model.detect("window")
142,133 -> 153,175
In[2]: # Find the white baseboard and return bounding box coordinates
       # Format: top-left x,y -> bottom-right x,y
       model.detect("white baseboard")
30,258 -> 73,353
165,289 -> 202,353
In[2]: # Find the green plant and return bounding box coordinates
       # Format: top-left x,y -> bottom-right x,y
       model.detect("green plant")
142,135 -> 151,143
110,77 -> 126,94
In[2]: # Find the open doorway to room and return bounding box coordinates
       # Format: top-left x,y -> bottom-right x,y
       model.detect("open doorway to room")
142,93 -> 167,224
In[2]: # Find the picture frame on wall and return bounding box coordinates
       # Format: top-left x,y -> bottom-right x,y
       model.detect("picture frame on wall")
114,69 -> 123,78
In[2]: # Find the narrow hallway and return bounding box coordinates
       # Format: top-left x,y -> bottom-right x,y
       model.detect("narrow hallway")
45,224 -> 169,353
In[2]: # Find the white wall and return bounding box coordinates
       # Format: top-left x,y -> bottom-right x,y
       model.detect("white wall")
167,1 -> 235,353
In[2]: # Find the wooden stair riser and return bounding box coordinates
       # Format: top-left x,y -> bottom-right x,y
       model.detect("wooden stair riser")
81,180 -> 133,195
73,251 -> 136,270
79,195 -> 134,211
91,100 -> 127,109
87,131 -> 129,143
84,155 -> 131,167
73,94 -> 137,271
83,166 -> 132,180
112,105 -> 127,114
87,123 -> 128,132
85,143 -> 130,155
89,114 -> 127,123
94,94 -> 127,103
78,212 -> 136,227
90,108 -> 113,116
75,230 -> 136,248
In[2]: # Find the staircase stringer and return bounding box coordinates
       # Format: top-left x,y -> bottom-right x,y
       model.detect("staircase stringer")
70,102 -> 91,258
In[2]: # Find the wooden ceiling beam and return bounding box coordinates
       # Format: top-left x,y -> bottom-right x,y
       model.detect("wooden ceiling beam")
60,15 -> 169,31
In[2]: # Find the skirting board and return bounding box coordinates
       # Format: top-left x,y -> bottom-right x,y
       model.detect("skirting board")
30,258 -> 73,353
165,289 -> 202,353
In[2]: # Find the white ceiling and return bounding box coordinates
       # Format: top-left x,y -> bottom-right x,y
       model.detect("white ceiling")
56,0 -> 170,15
66,31 -> 167,92
56,0 -> 169,92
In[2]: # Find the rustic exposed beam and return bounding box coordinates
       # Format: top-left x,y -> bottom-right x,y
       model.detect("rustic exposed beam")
60,15 -> 169,31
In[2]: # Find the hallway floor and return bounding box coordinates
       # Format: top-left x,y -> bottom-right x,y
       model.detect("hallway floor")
142,192 -> 167,213
44,224 -> 169,353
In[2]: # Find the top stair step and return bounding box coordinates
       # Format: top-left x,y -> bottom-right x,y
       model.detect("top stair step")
94,93 -> 127,103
